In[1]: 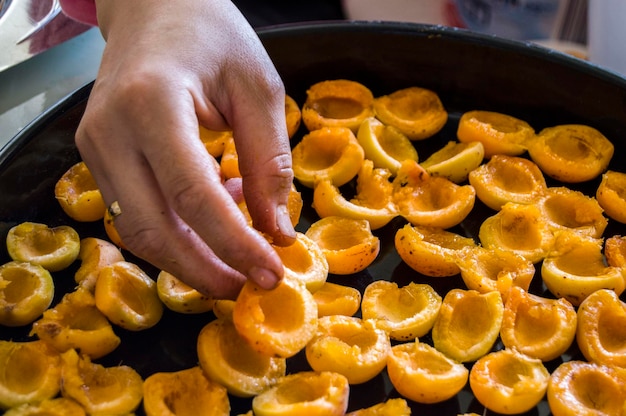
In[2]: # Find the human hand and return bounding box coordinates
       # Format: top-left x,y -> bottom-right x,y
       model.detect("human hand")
76,0 -> 296,299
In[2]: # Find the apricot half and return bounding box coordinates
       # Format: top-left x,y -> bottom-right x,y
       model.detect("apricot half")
527,124 -> 614,183
305,216 -> 380,275
394,224 -> 476,277
346,398 -> 411,416
361,280 -> 442,341
432,289 -> 504,363
356,116 -> 418,174
576,288 -> 626,367
4,397 -> 86,416
468,154 -> 547,210
199,126 -> 232,158
605,235 -> 626,268
387,340 -> 468,404
312,160 -> 398,230
457,110 -> 534,158
156,270 -> 214,314
312,282 -> 361,318
55,161 -> 106,222
596,170 -> 626,223
302,79 -> 375,133
6,222 -> 80,272
31,286 -> 121,359
305,315 -> 391,384
273,232 -> 328,292
233,276 -> 318,358
469,348 -> 550,415
0,340 -> 61,410
547,360 -> 626,416
94,261 -> 164,331
292,126 -> 365,188
0,260 -> 54,327
373,86 -> 448,140
420,140 -> 485,183
143,366 -> 230,416
541,232 -> 625,306
74,237 -> 124,292
392,160 -> 476,229
285,94 -> 302,139
500,287 -> 577,362
197,318 -> 286,397
251,371 -> 350,416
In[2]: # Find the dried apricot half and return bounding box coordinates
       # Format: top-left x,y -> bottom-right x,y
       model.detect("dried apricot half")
500,286 -> 577,361
251,371 -> 350,416
156,270 -> 214,314
469,348 -> 550,415
94,261 -> 164,331
31,286 -> 121,359
74,237 -> 124,292
547,360 -> 626,416
273,232 -> 328,292
143,366 -> 230,416
60,348 -> 143,415
373,86 -> 448,140
387,340 -> 468,404
312,160 -> 397,230
305,216 -> 380,275
0,260 -> 54,327
527,124 -> 614,183
596,170 -> 626,224
457,110 -> 534,158
233,275 -> 318,358
576,288 -> 626,367
356,117 -> 418,174
197,318 -> 286,397
541,232 -> 625,306
305,315 -> 390,385
432,289 -> 504,363
394,224 -> 476,277
302,79 -> 375,133
312,282 -> 361,318
361,280 -> 442,341
420,140 -> 485,183
0,340 -> 61,410
55,161 -> 106,222
6,222 -> 80,272
392,160 -> 476,229
468,154 -> 547,210
292,126 -> 365,188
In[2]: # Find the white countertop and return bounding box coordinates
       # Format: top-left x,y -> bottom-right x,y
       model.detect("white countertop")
0,27 -> 104,151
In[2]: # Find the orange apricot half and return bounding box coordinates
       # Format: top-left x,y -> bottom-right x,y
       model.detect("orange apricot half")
346,398 -> 411,416
74,237 -> 124,292
4,397 -> 86,416
387,340 -> 468,404
156,270 -> 214,314
199,126 -> 232,158
285,94 -> 302,139
470,349 -> 550,415
273,232 -> 328,292
55,161 -> 106,222
596,170 -> 626,223
312,282 -> 361,318
605,235 -> 626,268
576,288 -> 626,367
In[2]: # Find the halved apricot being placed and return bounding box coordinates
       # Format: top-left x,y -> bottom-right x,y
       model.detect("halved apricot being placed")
143,366 -> 230,416
74,237 -> 124,292
31,286 -> 121,359
94,261 -> 164,331
302,79 -> 375,133
6,222 -> 80,272
432,289 -> 504,363
596,170 -> 626,224
470,348 -> 550,415
356,117 -> 418,174
197,318 -> 286,397
361,280 -> 442,341
547,360 -> 626,416
387,340 -> 468,404
251,371 -> 350,416
500,286 -> 577,361
55,161 -> 106,222
527,124 -> 614,183
457,110 -> 534,158
394,224 -> 476,277
233,275 -> 318,358
468,154 -> 547,210
541,232 -> 625,306
156,270 -> 214,314
576,288 -> 626,367
420,140 -> 485,183
392,160 -> 476,229
0,260 -> 54,327
292,126 -> 365,188
373,86 -> 448,140
312,282 -> 361,318
312,160 -> 397,230
0,340 -> 61,410
305,315 -> 391,384
305,216 -> 379,275
273,232 -> 328,293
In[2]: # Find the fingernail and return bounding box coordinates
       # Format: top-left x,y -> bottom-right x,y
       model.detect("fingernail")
277,204 -> 296,239
249,266 -> 281,290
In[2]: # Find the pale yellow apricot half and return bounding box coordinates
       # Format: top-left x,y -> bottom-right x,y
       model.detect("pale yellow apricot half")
356,116 -> 418,174
421,140 -> 485,183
